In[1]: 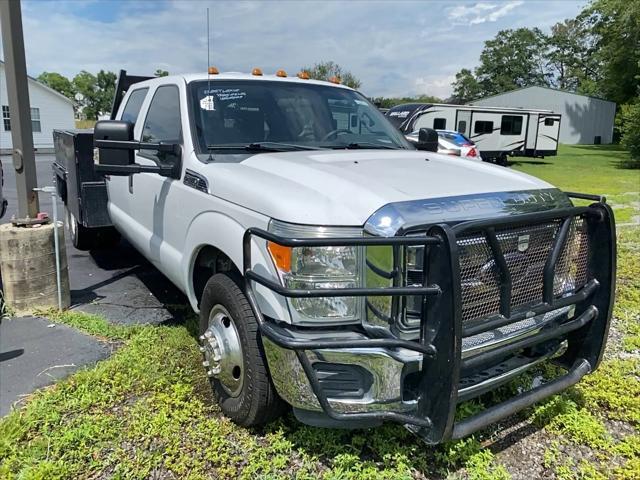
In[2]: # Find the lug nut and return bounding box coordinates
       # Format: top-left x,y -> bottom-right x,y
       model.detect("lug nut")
202,360 -> 210,367
204,330 -> 213,339
199,346 -> 206,353
211,365 -> 222,375
199,335 -> 205,341
207,369 -> 214,377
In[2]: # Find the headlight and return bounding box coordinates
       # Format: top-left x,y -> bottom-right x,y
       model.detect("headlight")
267,220 -> 363,324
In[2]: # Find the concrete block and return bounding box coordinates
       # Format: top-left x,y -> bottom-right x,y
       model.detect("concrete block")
0,222 -> 70,312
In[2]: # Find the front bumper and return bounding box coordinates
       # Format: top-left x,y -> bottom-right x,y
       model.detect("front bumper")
243,193 -> 616,443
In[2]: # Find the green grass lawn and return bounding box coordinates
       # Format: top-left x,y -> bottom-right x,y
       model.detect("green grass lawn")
511,144 -> 640,225
0,145 -> 638,479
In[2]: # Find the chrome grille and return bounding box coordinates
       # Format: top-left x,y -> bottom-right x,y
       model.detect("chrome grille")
404,216 -> 590,327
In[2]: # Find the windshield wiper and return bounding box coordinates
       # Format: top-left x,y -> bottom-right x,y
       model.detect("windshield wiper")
324,142 -> 399,150
206,142 -> 324,152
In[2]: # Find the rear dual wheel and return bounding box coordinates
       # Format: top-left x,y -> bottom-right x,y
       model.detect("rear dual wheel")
65,207 -> 120,250
198,273 -> 286,426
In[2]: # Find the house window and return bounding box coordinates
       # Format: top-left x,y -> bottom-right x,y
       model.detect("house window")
2,105 -> 10,131
500,115 -> 523,135
474,120 -> 493,134
31,107 -> 41,133
433,118 -> 446,130
2,106 -> 42,132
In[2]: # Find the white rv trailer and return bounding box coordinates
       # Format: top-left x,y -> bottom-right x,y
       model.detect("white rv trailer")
386,103 -> 561,165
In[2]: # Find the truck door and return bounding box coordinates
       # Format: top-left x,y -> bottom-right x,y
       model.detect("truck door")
107,87 -> 149,231
127,84 -> 188,282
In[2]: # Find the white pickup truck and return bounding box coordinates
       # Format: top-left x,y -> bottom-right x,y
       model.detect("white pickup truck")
55,70 -> 616,444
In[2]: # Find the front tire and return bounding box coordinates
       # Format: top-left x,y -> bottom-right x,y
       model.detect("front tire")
198,273 -> 286,426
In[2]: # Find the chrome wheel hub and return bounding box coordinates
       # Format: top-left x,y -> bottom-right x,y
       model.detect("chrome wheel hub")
199,305 -> 244,397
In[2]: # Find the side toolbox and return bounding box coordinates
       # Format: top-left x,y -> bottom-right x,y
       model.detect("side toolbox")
53,129 -> 112,229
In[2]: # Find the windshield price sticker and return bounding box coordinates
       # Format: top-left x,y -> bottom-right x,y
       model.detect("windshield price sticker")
200,95 -> 216,111
204,88 -> 247,101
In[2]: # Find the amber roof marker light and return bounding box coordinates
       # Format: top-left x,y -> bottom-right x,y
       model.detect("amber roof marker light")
208,66 -> 219,75
329,76 -> 341,84
297,71 -> 310,80
276,69 -> 287,77
252,68 -> 263,76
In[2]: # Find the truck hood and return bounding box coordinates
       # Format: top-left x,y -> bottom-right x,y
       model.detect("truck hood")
205,149 -> 554,226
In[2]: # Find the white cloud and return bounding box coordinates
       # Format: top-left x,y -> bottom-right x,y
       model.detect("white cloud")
0,0 -> 581,99
448,1 -> 524,26
415,75 -> 456,99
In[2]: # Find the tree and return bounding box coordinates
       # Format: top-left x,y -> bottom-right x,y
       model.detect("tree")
95,70 -> 117,116
301,61 -> 362,89
450,69 -> 482,103
37,72 -> 75,99
154,69 -> 169,77
371,95 -> 443,109
475,28 -> 552,96
547,18 -> 599,91
72,70 -> 117,119
582,0 -> 640,106
620,99 -> 640,166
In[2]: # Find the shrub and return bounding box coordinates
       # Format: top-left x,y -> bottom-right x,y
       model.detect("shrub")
620,99 -> 640,167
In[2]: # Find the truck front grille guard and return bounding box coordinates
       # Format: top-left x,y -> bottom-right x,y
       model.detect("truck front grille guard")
241,193 -> 615,443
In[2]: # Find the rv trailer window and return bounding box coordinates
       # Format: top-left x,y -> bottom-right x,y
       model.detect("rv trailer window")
433,118 -> 446,130
457,120 -> 466,134
474,121 -> 493,134
500,115 -> 523,135
544,118 -> 555,126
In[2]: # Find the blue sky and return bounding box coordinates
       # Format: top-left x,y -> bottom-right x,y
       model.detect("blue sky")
5,0 -> 586,98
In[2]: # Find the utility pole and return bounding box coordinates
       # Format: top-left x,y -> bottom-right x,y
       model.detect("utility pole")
0,0 -> 39,220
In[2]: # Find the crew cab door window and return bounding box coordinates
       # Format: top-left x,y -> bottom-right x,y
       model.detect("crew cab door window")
120,88 -> 148,125
141,85 -> 182,164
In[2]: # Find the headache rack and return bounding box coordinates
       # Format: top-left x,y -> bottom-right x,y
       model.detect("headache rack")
242,193 -> 615,443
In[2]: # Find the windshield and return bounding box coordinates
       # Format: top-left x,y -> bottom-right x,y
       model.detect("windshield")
438,131 -> 473,147
188,80 -> 412,158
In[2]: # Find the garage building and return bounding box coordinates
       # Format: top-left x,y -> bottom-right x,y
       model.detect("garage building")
0,60 -> 75,153
470,86 -> 616,145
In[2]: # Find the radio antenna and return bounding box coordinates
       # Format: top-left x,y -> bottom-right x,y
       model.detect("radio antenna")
207,7 -> 211,93
206,7 -> 213,161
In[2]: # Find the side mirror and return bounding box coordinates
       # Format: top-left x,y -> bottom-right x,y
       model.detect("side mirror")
416,128 -> 439,152
94,120 -> 135,167
93,120 -> 181,178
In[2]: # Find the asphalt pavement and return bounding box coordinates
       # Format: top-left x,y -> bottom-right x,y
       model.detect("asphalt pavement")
0,153 -> 189,416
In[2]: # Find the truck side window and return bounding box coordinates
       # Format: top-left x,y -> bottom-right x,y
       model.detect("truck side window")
500,115 -> 523,135
141,85 -> 182,163
120,88 -> 148,125
474,121 -> 493,134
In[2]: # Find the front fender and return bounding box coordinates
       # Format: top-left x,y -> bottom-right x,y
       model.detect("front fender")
182,210 -> 291,322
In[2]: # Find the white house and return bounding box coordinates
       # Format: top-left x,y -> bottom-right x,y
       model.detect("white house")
0,60 -> 75,153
